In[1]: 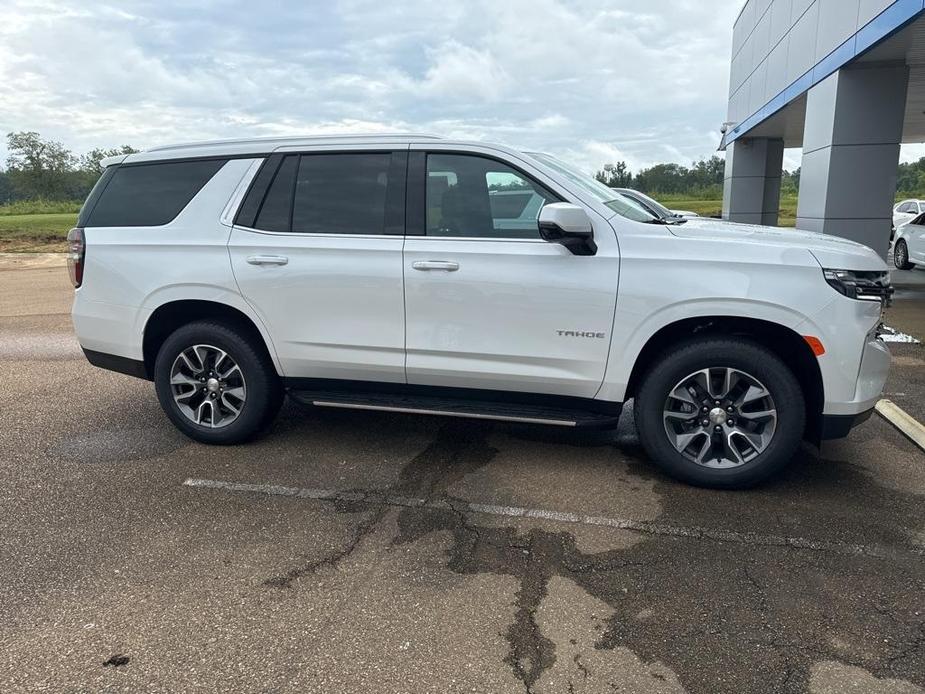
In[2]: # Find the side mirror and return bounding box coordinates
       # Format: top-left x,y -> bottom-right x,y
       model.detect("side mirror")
538,203 -> 597,256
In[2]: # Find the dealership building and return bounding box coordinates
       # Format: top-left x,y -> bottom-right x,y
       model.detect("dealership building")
721,0 -> 925,257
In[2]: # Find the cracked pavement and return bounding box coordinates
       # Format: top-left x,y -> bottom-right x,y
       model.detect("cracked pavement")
0,263 -> 923,693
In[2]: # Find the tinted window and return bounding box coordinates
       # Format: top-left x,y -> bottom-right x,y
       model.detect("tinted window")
489,192 -> 533,219
254,155 -> 298,232
292,153 -> 391,234
84,159 -> 226,227
426,154 -> 557,238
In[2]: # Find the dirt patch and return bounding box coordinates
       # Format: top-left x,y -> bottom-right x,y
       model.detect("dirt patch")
0,252 -> 67,270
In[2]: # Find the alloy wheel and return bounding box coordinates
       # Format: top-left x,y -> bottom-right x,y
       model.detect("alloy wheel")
169,344 -> 247,428
662,367 -> 777,469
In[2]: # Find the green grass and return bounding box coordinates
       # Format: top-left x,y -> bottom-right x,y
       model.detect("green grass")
0,213 -> 77,252
658,194 -> 798,227
0,199 -> 82,216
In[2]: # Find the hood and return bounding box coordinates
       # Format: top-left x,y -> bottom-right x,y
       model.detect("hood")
669,218 -> 888,272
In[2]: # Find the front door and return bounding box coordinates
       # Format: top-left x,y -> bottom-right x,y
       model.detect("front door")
908,218 -> 925,264
229,150 -> 407,383
403,150 -> 619,398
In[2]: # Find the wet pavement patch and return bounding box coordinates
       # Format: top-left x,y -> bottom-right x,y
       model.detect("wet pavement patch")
48,427 -> 189,463
102,654 -> 129,668
185,419 -> 925,693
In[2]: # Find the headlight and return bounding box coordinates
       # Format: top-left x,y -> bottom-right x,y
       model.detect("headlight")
823,269 -> 893,306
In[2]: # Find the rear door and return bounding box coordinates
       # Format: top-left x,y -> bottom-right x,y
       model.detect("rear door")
228,148 -> 408,383
402,147 -> 619,398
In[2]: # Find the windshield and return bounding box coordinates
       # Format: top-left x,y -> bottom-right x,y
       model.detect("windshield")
618,189 -> 675,219
526,152 -> 659,224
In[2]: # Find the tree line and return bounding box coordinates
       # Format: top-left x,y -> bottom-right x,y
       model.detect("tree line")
594,155 -> 803,199
595,154 -> 925,200
0,132 -> 137,204
4,130 -> 925,205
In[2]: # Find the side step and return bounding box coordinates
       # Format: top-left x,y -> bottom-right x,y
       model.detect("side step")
289,390 -> 622,429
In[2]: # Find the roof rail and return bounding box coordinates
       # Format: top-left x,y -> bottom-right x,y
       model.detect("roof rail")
146,133 -> 443,153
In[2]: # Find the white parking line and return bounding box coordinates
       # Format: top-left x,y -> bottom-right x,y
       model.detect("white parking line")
183,478 -> 922,559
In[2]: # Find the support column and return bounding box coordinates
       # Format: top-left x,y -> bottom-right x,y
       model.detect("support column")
796,63 -> 909,259
722,137 -> 784,226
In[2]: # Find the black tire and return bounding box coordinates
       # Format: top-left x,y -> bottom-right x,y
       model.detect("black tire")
894,240 -> 915,270
635,338 -> 805,489
154,321 -> 283,444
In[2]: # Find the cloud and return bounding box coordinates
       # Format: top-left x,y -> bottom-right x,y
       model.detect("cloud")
418,42 -> 511,101
0,0 -> 749,175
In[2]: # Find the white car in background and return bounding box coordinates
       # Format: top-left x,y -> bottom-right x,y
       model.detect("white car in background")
615,188 -> 700,220
893,212 -> 925,270
893,199 -> 925,229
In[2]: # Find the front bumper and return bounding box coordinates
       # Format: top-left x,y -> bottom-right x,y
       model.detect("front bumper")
820,408 -> 874,440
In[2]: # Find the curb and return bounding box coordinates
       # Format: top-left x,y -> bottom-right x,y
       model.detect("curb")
875,400 -> 925,452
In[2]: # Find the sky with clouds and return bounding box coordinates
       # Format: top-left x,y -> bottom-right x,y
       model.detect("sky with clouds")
1,0 -> 921,175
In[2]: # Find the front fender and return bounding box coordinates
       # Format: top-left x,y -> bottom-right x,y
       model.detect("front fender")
598,297 -> 820,402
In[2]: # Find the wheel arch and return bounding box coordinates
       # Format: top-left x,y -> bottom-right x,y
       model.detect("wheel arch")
142,300 -> 281,380
624,316 -> 824,442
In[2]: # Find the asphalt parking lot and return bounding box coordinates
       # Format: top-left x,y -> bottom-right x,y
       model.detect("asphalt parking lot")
1,259 -> 923,694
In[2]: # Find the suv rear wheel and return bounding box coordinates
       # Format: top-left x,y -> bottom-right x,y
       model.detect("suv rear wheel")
635,338 -> 805,489
154,321 -> 283,444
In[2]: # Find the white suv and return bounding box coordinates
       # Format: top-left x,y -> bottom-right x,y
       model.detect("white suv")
69,134 -> 892,488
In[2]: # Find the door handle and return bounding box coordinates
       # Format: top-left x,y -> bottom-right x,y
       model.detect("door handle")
246,255 -> 289,266
412,260 -> 459,272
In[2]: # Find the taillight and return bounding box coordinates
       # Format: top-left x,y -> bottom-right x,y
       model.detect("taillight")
67,227 -> 85,288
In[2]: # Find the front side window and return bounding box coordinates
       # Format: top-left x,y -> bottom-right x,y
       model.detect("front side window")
526,151 -> 658,224
82,159 -> 227,227
426,154 -> 558,239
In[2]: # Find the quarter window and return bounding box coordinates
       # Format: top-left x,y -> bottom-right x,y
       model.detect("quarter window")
425,154 -> 558,239
82,159 -> 227,227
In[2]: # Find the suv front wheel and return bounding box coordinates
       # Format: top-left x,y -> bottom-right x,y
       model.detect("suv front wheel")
635,338 -> 805,488
154,321 -> 283,444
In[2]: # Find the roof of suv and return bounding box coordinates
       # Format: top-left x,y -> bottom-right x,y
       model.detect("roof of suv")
106,133 -> 449,167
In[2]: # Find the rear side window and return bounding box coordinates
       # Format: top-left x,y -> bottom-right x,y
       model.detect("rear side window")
82,159 -> 226,227
293,153 -> 391,235
254,156 -> 298,232
238,151 -> 404,235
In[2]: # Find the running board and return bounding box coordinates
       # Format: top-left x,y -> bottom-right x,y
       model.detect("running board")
289,389 -> 622,429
